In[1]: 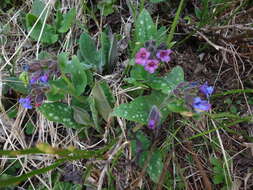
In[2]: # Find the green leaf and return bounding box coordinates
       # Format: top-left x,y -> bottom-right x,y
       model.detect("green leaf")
131,131 -> 151,157
73,106 -> 93,126
47,77 -> 67,101
148,66 -> 184,94
210,157 -> 225,185
5,77 -> 29,94
139,150 -> 163,183
56,8 -> 76,33
91,82 -> 113,121
135,9 -> 156,44
57,52 -> 69,72
97,0 -> 116,16
38,103 -> 80,129
38,51 -> 53,60
98,32 -> 110,72
7,106 -> 18,119
111,91 -> 170,124
156,26 -> 167,44
89,96 -> 101,132
195,7 -> 202,19
26,14 -> 58,44
31,0 -> 46,21
25,122 -> 36,135
100,81 -> 115,107
56,54 -> 87,96
79,32 -> 99,66
167,99 -> 187,113
107,33 -> 118,70
69,56 -> 87,96
130,64 -> 150,81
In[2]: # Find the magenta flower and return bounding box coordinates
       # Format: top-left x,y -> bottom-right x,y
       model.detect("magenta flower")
156,49 -> 172,63
135,48 -> 150,66
144,59 -> 159,74
148,106 -> 161,129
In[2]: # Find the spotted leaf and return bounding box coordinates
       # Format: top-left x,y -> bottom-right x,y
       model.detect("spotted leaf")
148,66 -> 184,94
135,9 -> 156,44
111,91 -> 170,124
38,103 -> 81,129
139,150 -> 163,183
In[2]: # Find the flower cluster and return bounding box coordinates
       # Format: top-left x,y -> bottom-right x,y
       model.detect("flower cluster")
135,41 -> 172,74
192,82 -> 214,112
147,105 -> 161,129
30,73 -> 49,84
19,97 -> 32,109
19,60 -> 58,109
174,81 -> 214,113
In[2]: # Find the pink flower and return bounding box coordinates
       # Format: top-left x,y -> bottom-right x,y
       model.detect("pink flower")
135,48 -> 150,66
144,59 -> 159,74
156,49 -> 172,63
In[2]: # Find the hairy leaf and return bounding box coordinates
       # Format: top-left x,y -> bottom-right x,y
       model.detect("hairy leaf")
38,102 -> 80,129
111,91 -> 170,124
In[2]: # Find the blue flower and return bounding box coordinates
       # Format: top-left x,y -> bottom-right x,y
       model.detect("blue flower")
39,74 -> 48,83
192,97 -> 211,112
200,82 -> 214,98
19,97 -> 32,109
29,77 -> 38,84
22,64 -> 29,71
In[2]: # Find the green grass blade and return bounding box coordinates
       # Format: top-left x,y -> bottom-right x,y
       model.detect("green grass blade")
167,0 -> 184,47
0,159 -> 66,187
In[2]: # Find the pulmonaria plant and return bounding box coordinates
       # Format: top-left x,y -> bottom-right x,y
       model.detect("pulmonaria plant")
135,40 -> 172,74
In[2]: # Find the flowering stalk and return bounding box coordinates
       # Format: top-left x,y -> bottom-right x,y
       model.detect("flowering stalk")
147,105 -> 161,129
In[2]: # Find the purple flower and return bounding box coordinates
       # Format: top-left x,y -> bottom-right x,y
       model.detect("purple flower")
148,106 -> 161,129
144,59 -> 159,74
19,97 -> 32,109
192,97 -> 211,112
39,74 -> 49,83
156,49 -> 172,63
135,48 -> 150,66
148,119 -> 156,129
200,82 -> 214,98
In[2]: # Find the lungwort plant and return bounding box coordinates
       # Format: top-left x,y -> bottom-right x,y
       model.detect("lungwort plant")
2,5 -> 217,188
